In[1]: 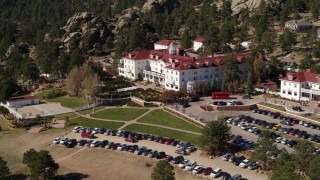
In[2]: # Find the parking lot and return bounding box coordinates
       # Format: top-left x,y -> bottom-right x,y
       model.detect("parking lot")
58,131 -> 268,180
168,96 -> 320,153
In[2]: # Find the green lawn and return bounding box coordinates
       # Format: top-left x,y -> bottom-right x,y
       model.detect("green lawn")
70,117 -> 125,129
47,96 -> 89,108
77,106 -> 106,115
123,124 -> 201,147
259,102 -> 286,111
91,108 -> 149,121
55,112 -> 78,120
303,115 -> 320,122
137,109 -> 202,133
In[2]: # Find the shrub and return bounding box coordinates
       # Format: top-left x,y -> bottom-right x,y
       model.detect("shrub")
0,106 -> 9,115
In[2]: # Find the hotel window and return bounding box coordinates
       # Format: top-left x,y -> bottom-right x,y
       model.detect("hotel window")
288,90 -> 292,95
283,82 -> 286,86
182,78 -> 184,81
294,84 -> 296,88
282,90 -> 286,94
294,92 -> 297,96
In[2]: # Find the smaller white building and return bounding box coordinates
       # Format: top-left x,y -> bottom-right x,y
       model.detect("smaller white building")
154,40 -> 177,50
280,69 -> 320,101
193,37 -> 205,51
6,96 -> 40,108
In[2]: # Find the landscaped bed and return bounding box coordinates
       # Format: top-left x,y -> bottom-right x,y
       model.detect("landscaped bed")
91,108 -> 149,121
258,102 -> 286,111
137,109 -> 203,133
123,124 -> 201,147
70,117 -> 125,129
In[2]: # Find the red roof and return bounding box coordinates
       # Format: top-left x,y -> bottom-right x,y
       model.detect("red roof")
194,37 -> 205,43
154,40 -> 175,46
212,92 -> 230,95
123,49 -> 250,71
7,96 -> 38,102
281,69 -> 319,83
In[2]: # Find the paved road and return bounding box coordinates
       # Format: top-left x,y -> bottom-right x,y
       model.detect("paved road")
64,132 -> 268,180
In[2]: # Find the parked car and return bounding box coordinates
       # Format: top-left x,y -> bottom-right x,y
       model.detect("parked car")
99,140 -> 109,148
164,155 -> 173,162
185,161 -> 197,171
53,137 -> 61,144
134,147 -> 146,155
111,143 -> 120,150
65,139 -> 77,148
90,141 -> 101,148
125,137 -> 137,143
287,140 -> 297,148
72,126 -> 82,133
171,140 -> 180,146
210,168 -> 222,178
202,167 -> 212,176
185,146 -> 197,153
172,156 -> 184,164
155,151 -> 166,159
77,139 -> 87,146
178,159 -> 189,168
222,153 -> 233,161
242,95 -> 251,99
105,142 -> 114,149
85,140 -> 94,147
59,137 -> 68,145
148,150 -> 158,158
221,172 -> 231,180
239,159 -> 251,168
117,143 -> 127,151
230,174 -> 242,180
192,165 -> 203,174
175,149 -> 187,155
81,132 -> 94,139
272,124 -> 281,131
142,149 -> 152,156
248,163 -> 259,170
232,156 -> 246,166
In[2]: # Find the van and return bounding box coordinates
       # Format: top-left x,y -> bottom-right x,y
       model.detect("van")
230,174 -> 242,180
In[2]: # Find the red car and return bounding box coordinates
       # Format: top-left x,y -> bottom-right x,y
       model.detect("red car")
290,119 -> 300,124
164,155 -> 173,161
81,132 -> 94,139
125,137 -> 137,143
289,129 -> 299,136
202,167 -> 212,175
111,143 -> 120,150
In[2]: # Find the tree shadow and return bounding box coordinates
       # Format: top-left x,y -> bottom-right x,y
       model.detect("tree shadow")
2,173 -> 27,180
54,173 -> 89,180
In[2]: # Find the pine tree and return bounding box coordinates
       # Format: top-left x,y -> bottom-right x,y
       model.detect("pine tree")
180,30 -> 192,49
151,160 -> 175,180
245,71 -> 254,95
0,157 -> 10,177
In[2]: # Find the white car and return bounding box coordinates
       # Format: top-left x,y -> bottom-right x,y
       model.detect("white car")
275,137 -> 283,143
91,128 -> 100,134
210,168 -> 222,178
238,122 -> 246,127
184,161 -> 197,171
52,137 -> 61,144
178,159 -> 189,168
90,141 -> 100,148
226,118 -> 234,124
239,159 -> 250,168
117,143 -> 126,150
227,101 -> 235,106
72,126 -> 82,133
116,130 -> 122,136
192,165 -> 203,174
222,153 -> 233,161
59,137 -> 68,144
248,127 -> 257,133
304,122 -> 311,127
281,138 -> 288,144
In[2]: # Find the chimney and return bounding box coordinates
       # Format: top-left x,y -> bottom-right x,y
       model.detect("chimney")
193,57 -> 196,62
172,63 -> 176,68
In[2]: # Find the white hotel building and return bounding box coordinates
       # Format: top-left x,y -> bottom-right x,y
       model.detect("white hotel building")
280,69 -> 320,101
118,40 -> 249,91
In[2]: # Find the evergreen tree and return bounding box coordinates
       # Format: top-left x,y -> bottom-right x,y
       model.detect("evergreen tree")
0,157 -> 10,177
151,160 -> 175,180
299,54 -> 316,70
307,155 -> 320,180
251,131 -> 278,170
23,149 -> 59,180
245,71 -> 254,95
270,151 -> 301,180
180,30 -> 192,49
279,30 -> 296,52
201,119 -> 231,155
293,140 -> 317,178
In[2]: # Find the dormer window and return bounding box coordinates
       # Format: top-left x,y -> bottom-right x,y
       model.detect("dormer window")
219,60 -> 223,65
156,55 -> 159,60
187,64 -> 192,69
241,58 -> 246,63
208,62 -> 213,66
288,75 -> 293,81
169,58 -> 173,62
149,54 -> 153,59
317,77 -> 320,84
129,53 -> 132,58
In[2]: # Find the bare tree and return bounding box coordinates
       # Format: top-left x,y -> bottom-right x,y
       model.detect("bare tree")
193,81 -> 206,96
83,74 -> 101,103
66,66 -> 82,96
